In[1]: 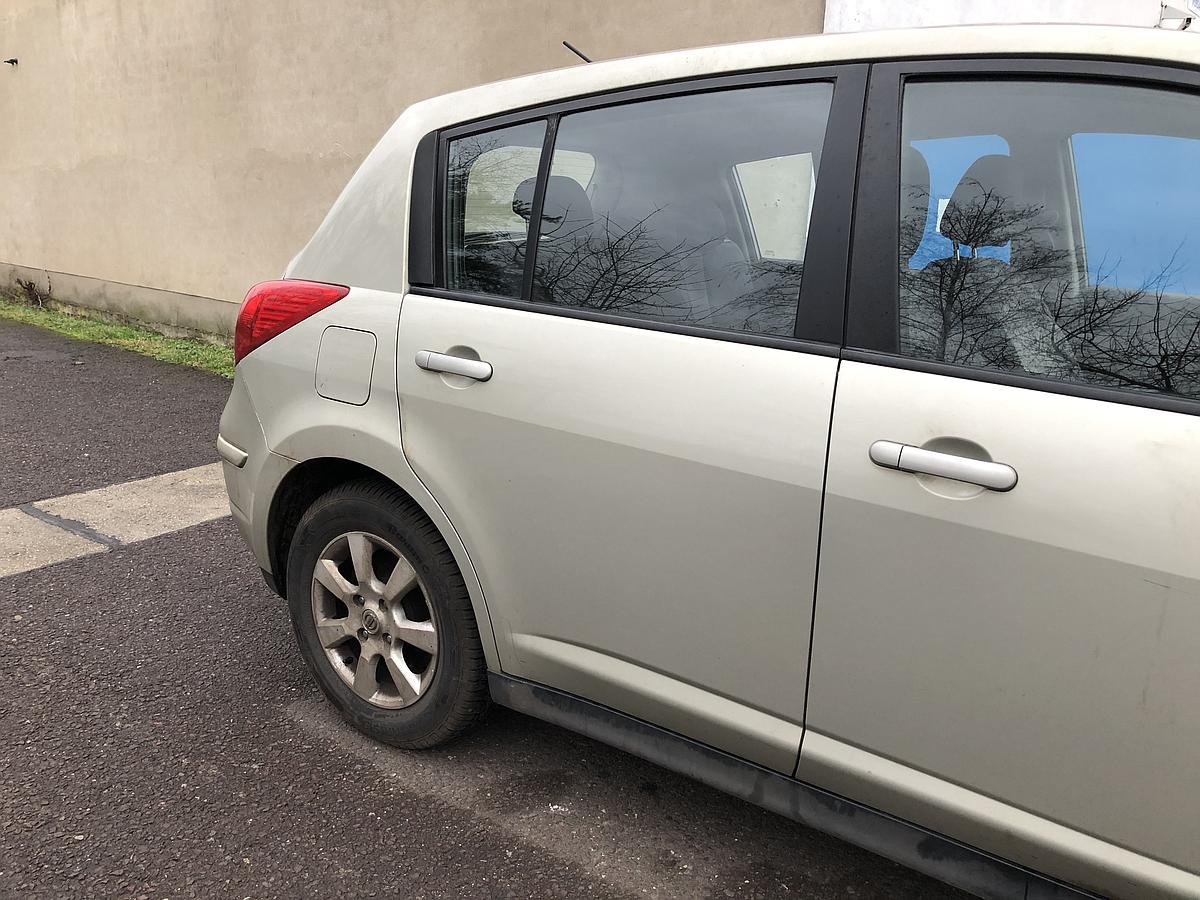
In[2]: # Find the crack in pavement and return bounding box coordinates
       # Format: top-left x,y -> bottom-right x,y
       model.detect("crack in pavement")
18,503 -> 123,548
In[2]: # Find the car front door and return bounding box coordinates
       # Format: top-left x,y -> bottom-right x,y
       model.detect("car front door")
396,67 -> 865,772
801,61 -> 1200,896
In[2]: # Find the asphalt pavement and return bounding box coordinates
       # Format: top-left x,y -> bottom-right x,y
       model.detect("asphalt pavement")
0,319 -> 966,899
0,319 -> 230,507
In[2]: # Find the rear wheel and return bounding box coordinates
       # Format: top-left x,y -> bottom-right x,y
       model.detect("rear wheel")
285,479 -> 488,748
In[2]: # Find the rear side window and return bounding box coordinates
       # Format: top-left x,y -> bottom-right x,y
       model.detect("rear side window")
897,79 -> 1200,401
530,83 -> 833,337
445,121 -> 546,298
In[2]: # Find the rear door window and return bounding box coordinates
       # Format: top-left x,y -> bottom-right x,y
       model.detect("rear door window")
530,83 -> 834,337
896,78 -> 1200,401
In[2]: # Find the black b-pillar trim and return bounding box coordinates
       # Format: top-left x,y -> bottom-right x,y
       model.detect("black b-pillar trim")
407,129 -> 439,288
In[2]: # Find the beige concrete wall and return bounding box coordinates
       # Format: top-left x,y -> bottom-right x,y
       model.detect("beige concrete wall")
0,0 -> 823,328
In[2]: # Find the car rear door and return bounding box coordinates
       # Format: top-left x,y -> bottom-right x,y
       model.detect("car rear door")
396,67 -> 866,772
801,59 -> 1200,896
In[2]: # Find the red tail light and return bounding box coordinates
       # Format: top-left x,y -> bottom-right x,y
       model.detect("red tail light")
234,280 -> 350,364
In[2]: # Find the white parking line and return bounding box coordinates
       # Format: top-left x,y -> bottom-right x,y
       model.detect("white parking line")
0,463 -> 229,578
35,463 -> 229,544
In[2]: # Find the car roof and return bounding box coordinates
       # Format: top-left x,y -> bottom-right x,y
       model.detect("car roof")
412,24 -> 1198,132
286,24 -> 1199,294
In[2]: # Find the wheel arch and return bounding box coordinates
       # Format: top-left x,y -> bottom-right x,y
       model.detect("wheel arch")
266,457 -> 378,593
263,454 -> 502,672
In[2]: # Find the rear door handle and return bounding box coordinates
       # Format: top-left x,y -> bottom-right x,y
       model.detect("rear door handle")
415,350 -> 493,382
869,440 -> 1017,492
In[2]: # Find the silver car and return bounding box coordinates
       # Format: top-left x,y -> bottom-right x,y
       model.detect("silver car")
217,24 -> 1200,899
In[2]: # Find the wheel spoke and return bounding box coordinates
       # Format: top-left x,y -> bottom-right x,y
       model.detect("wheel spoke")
353,650 -> 380,699
347,533 -> 375,588
384,651 -> 421,702
314,558 -> 355,601
315,616 -> 354,649
393,619 -> 437,655
382,555 -> 418,602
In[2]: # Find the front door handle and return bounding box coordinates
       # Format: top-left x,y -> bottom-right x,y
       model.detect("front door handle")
869,440 -> 1017,492
415,350 -> 493,382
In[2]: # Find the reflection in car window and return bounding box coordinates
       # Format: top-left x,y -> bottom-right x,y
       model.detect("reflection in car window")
907,135 -> 1010,270
550,149 -> 597,192
527,84 -> 834,337
898,79 -> 1200,401
446,121 -> 546,298
1073,132 -> 1200,295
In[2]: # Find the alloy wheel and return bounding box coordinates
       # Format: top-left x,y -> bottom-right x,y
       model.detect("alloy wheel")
310,531 -> 439,708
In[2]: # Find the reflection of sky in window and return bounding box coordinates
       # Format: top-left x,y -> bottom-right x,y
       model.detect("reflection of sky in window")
907,135 -> 1010,270
1072,133 -> 1200,295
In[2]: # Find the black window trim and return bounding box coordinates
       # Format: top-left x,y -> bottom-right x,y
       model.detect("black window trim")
408,130 -> 438,288
419,62 -> 869,351
846,55 -> 1200,417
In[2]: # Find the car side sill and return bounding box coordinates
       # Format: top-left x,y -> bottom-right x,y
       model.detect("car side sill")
488,672 -> 1093,900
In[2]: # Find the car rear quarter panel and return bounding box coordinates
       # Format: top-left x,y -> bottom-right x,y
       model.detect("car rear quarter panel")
233,287 -> 502,671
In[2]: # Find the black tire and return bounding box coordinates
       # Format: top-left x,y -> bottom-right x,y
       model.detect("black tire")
285,478 -> 488,748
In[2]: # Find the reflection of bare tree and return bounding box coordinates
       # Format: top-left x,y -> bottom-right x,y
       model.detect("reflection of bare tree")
535,208 -> 804,336
901,179 -> 1067,369
447,134 -> 530,297
900,178 -> 1200,399
449,137 -> 808,335
534,208 -> 708,318
1039,251 -> 1200,396
448,135 -> 532,212
695,258 -> 804,336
